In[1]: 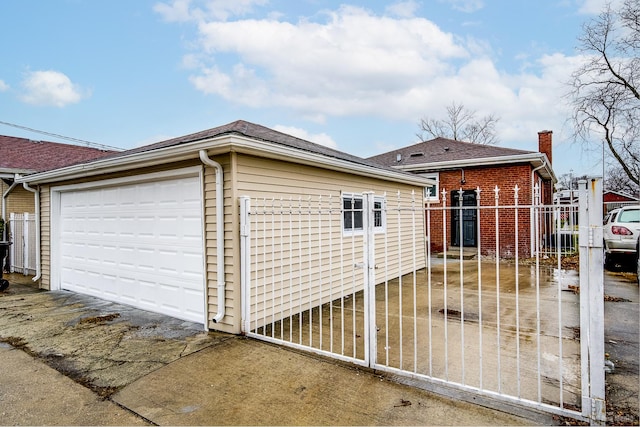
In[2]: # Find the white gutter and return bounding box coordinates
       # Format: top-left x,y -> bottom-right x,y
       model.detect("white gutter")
199,150 -> 226,324
16,135 -> 433,188
395,153 -> 557,182
21,182 -> 41,282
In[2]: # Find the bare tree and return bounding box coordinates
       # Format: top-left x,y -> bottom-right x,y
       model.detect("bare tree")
557,172 -> 589,191
568,0 -> 640,187
605,165 -> 640,197
417,101 -> 500,144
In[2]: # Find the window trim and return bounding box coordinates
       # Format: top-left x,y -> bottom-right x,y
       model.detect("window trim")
420,172 -> 439,202
341,192 -> 386,236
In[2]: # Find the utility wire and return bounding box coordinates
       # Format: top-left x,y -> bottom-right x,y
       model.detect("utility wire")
0,120 -> 123,151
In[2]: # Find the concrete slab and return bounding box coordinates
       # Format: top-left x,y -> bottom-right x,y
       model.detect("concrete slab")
0,343 -> 148,426
0,289 -> 226,395
436,247 -> 478,260
1,269 -> 635,425
113,337 -> 535,426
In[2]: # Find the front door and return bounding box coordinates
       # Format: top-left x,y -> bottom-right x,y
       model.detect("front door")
451,190 -> 477,247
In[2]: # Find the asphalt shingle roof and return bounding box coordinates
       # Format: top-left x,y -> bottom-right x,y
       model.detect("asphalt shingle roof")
367,137 -> 535,167
96,120 -> 396,171
0,135 -> 115,173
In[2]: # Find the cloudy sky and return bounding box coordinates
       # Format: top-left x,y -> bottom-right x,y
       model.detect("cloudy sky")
0,0 -> 620,177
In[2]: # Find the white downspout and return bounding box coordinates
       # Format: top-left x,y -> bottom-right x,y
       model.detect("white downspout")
530,161 -> 547,257
199,150 -> 226,323
22,182 -> 41,282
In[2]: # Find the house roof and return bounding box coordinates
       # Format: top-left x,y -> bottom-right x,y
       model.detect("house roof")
603,190 -> 640,201
368,137 -> 531,166
17,120 -> 433,188
0,135 -> 115,175
96,120 -> 384,170
368,137 -> 556,181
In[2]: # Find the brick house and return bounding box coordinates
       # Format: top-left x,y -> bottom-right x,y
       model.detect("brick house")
368,131 -> 557,258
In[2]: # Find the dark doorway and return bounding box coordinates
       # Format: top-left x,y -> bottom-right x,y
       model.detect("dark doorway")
451,190 -> 477,247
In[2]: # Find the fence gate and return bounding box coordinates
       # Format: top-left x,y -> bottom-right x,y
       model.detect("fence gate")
240,180 -> 605,424
8,212 -> 36,275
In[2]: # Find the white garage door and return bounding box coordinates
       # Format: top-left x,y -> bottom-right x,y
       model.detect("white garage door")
56,172 -> 205,323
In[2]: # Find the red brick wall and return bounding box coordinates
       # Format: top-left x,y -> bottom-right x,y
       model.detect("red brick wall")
427,164 -> 548,258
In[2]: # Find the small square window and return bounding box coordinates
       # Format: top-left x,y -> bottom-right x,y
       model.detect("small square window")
343,196 -> 363,231
342,193 -> 386,235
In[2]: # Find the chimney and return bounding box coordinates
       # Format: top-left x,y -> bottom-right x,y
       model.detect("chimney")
538,130 -> 552,165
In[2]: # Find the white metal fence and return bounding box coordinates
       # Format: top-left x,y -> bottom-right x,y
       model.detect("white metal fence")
240,180 -> 605,424
538,202 -> 579,257
605,200 -> 638,213
8,212 -> 37,275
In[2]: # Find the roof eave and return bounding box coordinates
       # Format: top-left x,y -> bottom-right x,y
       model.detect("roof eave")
17,135 -> 434,188
0,168 -> 36,177
394,153 -> 557,182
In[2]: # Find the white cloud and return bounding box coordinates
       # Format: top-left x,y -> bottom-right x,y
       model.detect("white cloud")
186,5 -> 469,121
154,0 -> 267,22
20,70 -> 88,107
576,0 -> 622,15
441,0 -> 484,13
159,2 -> 591,153
272,125 -> 338,149
154,0 -> 194,22
385,1 -> 420,18
0,79 -> 9,91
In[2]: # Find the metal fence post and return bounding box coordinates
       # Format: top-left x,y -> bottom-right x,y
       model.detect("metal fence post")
362,192 -> 376,367
240,196 -> 251,335
578,178 -> 606,424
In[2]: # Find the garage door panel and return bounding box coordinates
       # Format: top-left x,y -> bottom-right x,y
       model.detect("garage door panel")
57,174 -> 205,324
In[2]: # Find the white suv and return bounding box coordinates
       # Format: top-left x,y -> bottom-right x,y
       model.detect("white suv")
603,205 -> 640,268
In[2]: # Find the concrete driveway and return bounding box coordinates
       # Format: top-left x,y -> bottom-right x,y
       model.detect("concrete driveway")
0,273 -> 541,426
602,269 -> 639,425
0,269 -> 636,425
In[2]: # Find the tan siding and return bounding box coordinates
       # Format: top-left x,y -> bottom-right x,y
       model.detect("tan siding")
235,154 -> 426,329
6,187 -> 35,216
34,152 -> 426,335
203,153 -> 239,333
39,185 -> 51,289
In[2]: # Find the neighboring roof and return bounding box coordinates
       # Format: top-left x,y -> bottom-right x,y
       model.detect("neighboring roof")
17,120 -> 433,188
368,137 -> 555,181
603,190 -> 640,202
0,135 -> 116,174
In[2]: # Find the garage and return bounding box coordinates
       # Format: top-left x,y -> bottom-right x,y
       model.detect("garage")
51,168 -> 206,324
